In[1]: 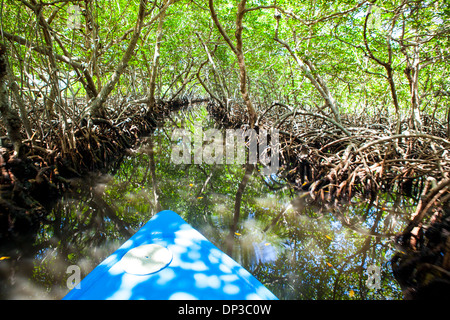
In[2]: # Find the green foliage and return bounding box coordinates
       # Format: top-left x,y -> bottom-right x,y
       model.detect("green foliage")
1,0 -> 448,120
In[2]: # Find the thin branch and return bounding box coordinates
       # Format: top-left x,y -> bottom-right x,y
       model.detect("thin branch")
272,102 -> 351,136
208,0 -> 237,55
356,133 -> 450,153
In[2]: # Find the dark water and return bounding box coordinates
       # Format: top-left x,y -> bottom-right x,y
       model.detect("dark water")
0,112 -> 417,300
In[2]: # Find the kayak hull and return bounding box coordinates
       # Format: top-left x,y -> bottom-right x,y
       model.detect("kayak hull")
63,210 -> 278,300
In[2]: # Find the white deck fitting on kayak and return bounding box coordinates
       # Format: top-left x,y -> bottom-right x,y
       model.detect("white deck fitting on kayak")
63,210 -> 278,300
116,244 -> 173,275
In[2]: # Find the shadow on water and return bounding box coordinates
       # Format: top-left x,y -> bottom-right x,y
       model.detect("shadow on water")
0,114 -> 417,300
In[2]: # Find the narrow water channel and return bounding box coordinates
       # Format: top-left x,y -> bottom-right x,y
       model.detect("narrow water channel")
0,111 -> 417,300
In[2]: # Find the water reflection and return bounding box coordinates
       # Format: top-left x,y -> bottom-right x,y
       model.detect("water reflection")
0,122 -> 417,300
255,194 -> 414,300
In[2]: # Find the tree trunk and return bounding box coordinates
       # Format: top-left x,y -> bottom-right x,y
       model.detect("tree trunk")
147,8 -> 167,111
364,4 -> 401,133
89,0 -> 149,117
2,31 -> 98,101
274,15 -> 342,124
0,43 -> 23,156
235,0 -> 257,127
404,43 -> 422,131
209,0 -> 258,127
84,0 -> 102,93
27,0 -> 64,117
9,74 -> 32,139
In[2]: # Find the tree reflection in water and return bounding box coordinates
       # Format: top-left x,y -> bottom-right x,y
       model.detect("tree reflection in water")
0,126 -> 417,300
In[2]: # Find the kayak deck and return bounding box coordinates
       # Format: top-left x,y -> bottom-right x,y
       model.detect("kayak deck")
63,210 -> 278,300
